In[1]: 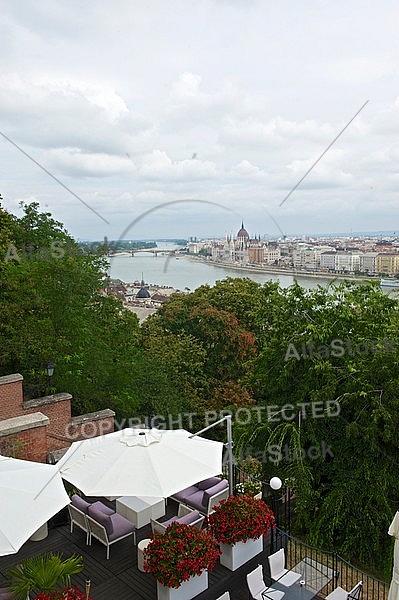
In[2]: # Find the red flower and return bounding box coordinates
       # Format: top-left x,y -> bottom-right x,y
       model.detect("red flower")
34,586 -> 92,600
208,494 -> 275,545
144,522 -> 221,589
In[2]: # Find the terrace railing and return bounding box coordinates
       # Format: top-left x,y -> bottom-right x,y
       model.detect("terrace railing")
271,528 -> 389,600
231,467 -> 388,599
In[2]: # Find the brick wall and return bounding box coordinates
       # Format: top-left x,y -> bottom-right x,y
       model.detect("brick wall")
0,374 -> 24,419
24,394 -> 72,452
0,373 -> 115,462
0,413 -> 49,462
66,411 -> 115,442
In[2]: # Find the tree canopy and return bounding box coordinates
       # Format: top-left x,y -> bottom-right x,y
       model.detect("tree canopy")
1,201 -> 397,572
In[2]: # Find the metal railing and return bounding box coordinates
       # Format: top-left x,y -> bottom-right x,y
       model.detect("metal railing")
231,466 -> 388,599
272,528 -> 389,600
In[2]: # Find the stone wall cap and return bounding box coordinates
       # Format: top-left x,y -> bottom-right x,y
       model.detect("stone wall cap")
0,412 -> 49,436
24,392 -> 72,409
0,373 -> 23,386
71,409 -> 115,425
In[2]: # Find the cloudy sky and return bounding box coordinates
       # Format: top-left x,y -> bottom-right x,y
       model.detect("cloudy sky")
1,0 -> 399,241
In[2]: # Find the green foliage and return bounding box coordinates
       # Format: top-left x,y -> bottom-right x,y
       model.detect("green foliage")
245,280 -> 399,568
6,552 -> 83,600
0,202 -> 141,414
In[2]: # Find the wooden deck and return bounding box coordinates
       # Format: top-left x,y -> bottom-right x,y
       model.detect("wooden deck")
0,501 -> 275,600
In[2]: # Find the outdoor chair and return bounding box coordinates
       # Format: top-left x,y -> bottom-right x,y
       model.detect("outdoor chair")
268,548 -> 302,587
151,504 -> 205,534
86,505 -> 136,559
247,565 -> 285,600
215,593 -> 230,600
170,476 -> 229,516
325,581 -> 362,600
68,494 -> 115,544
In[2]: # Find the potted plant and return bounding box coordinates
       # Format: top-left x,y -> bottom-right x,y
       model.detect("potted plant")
6,553 -> 85,600
235,456 -> 263,499
34,586 -> 92,599
235,480 -> 262,498
208,495 -> 275,571
144,522 -> 221,600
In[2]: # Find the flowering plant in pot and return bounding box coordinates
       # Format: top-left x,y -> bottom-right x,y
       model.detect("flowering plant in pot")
144,522 -> 221,589
34,586 -> 92,599
208,494 -> 275,545
235,480 -> 262,496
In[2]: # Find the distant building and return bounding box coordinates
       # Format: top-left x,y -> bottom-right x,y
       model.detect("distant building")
136,279 -> 151,299
359,252 -> 378,274
376,253 -> 399,276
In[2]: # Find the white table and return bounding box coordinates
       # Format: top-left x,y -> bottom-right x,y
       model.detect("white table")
116,495 -> 165,529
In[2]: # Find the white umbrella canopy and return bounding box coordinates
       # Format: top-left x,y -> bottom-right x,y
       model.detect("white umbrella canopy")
0,455 -> 70,556
388,511 -> 399,600
57,428 -> 224,497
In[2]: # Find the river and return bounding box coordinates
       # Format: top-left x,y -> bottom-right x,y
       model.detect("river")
108,243 -> 382,292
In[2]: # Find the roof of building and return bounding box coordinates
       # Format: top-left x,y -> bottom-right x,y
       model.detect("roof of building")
136,278 -> 151,298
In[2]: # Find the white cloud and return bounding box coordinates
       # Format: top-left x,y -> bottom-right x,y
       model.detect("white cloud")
45,148 -> 134,177
1,0 -> 399,238
139,150 -> 218,181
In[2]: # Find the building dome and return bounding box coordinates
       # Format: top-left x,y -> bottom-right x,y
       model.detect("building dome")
237,221 -> 249,239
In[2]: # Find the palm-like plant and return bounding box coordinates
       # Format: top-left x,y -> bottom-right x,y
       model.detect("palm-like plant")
6,552 -> 84,600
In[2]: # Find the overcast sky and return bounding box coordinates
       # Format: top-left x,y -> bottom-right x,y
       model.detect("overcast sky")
1,0 -> 399,241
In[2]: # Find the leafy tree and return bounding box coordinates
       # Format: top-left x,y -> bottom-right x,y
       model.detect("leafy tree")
0,202 -> 141,414
241,281 -> 399,568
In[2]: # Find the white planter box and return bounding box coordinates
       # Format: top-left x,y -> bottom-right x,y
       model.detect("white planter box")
220,536 -> 263,571
156,570 -> 208,600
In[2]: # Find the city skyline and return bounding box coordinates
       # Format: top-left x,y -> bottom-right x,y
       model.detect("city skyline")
1,0 -> 399,240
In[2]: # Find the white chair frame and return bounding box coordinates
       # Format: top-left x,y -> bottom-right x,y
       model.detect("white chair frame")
86,514 -> 136,560
247,564 -> 285,600
268,548 -> 302,587
151,504 -> 205,535
67,504 -> 90,544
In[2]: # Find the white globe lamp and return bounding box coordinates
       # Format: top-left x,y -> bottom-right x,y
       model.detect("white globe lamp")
269,476 -> 282,491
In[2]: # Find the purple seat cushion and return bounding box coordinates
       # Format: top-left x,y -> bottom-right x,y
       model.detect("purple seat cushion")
197,477 -> 222,490
107,513 -> 135,541
172,485 -> 199,502
203,480 -> 229,508
71,494 -> 91,514
91,501 -> 114,516
88,506 -> 113,536
177,510 -> 200,525
182,490 -> 206,512
159,515 -> 179,528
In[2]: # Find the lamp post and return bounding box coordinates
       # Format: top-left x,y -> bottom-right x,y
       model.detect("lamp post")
45,361 -> 55,394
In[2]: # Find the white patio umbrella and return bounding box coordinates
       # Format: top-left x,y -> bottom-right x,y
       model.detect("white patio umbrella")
57,428 -> 224,497
0,455 -> 70,556
388,511 -> 399,600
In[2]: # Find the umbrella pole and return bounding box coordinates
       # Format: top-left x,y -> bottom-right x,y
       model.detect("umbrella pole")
85,579 -> 91,600
190,415 -> 234,496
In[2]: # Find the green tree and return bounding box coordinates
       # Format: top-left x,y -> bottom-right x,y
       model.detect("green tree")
241,280 -> 399,568
0,202 -> 141,414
